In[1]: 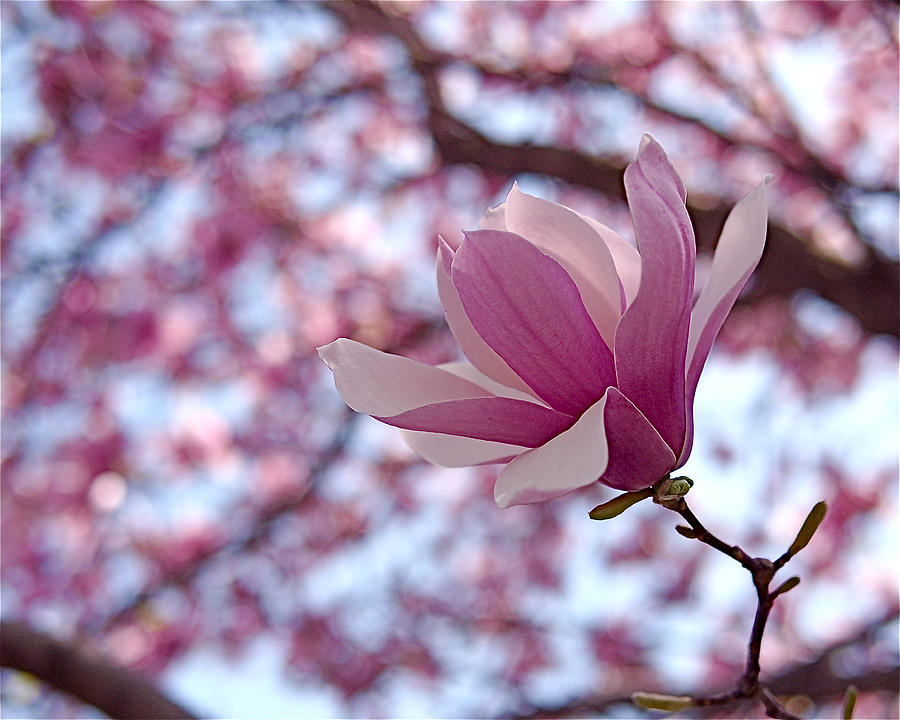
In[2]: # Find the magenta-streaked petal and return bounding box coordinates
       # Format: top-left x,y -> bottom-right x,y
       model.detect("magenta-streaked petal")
478,202 -> 507,231
452,229 -> 616,416
678,177 -> 770,464
504,183 -> 621,346
376,397 -> 575,447
614,135 -> 695,454
493,392 -> 612,507
318,338 -> 487,416
600,388 -> 676,491
579,215 -> 641,309
435,238 -> 537,397
400,429 -> 526,467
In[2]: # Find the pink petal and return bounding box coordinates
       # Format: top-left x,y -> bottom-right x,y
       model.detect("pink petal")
317,338 -> 488,416
614,135 -> 694,454
599,388 -> 676,491
376,397 -> 575,447
400,430 -> 526,467
678,177 -> 770,464
452,229 -> 616,416
435,238 -> 537,397
493,392 -> 613,507
478,202 -> 507,231
504,183 -> 622,347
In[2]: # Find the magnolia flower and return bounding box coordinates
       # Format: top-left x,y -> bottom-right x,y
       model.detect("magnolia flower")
318,135 -> 769,507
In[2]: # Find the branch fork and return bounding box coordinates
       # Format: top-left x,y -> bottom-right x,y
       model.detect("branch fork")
593,477 -> 829,720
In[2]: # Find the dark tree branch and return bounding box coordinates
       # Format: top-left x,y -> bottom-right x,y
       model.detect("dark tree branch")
427,110 -> 900,338
0,621 -> 199,719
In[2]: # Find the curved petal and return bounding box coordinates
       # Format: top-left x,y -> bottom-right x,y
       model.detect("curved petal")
599,388 -> 676,491
614,134 -> 694,455
435,239 -> 537,397
493,391 -> 612,507
318,338 -> 488,416
376,397 -> 575,447
504,183 -> 621,346
579,215 -> 641,310
401,429 -> 526,467
452,229 -> 616,416
678,177 -> 770,464
493,387 -> 678,507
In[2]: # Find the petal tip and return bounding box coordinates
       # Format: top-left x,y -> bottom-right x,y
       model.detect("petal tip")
494,487 -> 513,508
316,338 -> 341,366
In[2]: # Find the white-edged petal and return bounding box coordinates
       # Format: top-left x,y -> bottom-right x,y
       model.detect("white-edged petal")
318,338 -> 487,416
687,178 -> 770,371
493,392 -> 611,507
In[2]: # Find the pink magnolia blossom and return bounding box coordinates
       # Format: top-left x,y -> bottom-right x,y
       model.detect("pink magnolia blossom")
319,136 -> 769,507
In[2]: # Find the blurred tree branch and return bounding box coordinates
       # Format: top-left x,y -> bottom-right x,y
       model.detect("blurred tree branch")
324,0 -> 900,338
0,621 -> 199,720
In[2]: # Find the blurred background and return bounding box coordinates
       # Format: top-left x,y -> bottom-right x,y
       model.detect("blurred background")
1,1 -> 898,718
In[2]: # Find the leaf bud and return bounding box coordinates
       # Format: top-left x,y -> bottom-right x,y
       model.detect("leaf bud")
786,501 -> 827,558
589,488 -> 652,521
675,524 -> 700,539
771,576 -> 801,598
632,692 -> 694,712
842,684 -> 858,720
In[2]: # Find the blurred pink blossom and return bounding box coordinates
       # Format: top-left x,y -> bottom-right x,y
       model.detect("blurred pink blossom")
319,136 -> 769,506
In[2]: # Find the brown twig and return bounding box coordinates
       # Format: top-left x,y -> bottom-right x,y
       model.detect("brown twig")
653,485 -> 811,720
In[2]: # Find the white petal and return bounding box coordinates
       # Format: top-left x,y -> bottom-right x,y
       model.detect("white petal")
493,392 -> 610,507
318,338 -> 487,416
504,184 -> 622,347
401,429 -> 526,467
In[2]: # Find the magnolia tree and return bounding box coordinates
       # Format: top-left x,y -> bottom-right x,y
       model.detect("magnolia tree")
1,1 -> 898,719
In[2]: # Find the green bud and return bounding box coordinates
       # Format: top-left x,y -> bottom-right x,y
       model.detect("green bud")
654,475 -> 694,503
632,692 -> 694,712
787,501 -> 827,558
589,488 -> 652,521
771,576 -> 801,598
667,476 -> 694,497
675,524 -> 700,539
842,684 -> 858,720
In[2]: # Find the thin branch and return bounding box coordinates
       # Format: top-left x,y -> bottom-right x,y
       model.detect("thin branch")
655,490 -> 805,720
